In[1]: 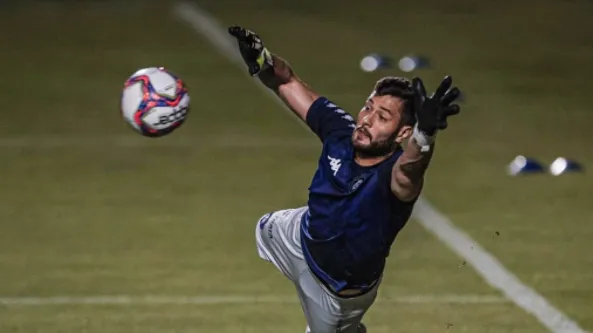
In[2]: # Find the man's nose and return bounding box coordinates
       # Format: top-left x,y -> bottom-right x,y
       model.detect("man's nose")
362,112 -> 374,126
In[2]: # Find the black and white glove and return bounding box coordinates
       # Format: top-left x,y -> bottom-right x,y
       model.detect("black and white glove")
228,26 -> 273,76
411,76 -> 461,151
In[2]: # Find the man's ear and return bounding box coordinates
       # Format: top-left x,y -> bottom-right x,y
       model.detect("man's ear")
395,125 -> 413,144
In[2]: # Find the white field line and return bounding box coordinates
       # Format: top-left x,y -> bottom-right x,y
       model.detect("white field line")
0,294 -> 507,306
172,3 -> 590,333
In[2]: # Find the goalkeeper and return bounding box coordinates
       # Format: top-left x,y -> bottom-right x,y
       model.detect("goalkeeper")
228,26 -> 462,333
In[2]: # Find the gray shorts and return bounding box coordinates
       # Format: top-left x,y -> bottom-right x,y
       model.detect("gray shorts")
255,207 -> 380,333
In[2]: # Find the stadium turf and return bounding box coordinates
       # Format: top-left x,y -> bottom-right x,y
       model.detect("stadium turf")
0,1 -> 591,332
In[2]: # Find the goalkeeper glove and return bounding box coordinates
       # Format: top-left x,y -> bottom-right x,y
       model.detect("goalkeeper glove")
411,76 -> 461,150
228,26 -> 273,76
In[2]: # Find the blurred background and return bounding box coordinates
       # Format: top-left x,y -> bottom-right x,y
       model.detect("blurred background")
0,0 -> 592,332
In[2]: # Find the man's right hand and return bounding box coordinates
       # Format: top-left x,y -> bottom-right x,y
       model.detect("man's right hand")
228,26 -> 319,123
228,26 -> 273,76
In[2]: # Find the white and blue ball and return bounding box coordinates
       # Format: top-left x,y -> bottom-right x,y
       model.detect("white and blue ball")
121,67 -> 190,138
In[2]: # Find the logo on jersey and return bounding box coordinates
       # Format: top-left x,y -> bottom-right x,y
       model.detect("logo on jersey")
328,155 -> 342,176
341,114 -> 354,122
329,106 -> 354,122
326,102 -> 355,129
351,177 -> 364,191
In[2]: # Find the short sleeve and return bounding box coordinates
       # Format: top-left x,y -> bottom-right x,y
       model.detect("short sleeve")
306,97 -> 356,142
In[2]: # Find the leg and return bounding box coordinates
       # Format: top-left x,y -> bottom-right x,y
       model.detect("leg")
254,207 -> 378,333
255,207 -> 308,280
295,265 -> 378,333
305,324 -> 366,333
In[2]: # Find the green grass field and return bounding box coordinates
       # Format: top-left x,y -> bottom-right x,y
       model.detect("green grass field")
0,1 -> 592,332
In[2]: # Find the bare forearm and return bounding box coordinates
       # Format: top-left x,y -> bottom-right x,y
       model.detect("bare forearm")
258,54 -> 319,121
258,54 -> 293,89
399,138 -> 434,181
391,138 -> 435,201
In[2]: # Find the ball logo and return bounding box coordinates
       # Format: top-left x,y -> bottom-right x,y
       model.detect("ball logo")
152,107 -> 188,126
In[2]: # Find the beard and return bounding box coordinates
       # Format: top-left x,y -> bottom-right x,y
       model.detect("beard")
352,128 -> 399,158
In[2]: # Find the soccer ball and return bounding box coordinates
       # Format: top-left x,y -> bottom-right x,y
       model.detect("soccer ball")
121,67 -> 190,137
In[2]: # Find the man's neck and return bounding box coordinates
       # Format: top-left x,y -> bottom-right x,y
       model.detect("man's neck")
354,152 -> 393,167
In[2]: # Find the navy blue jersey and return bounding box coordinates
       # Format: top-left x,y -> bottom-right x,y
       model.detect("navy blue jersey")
300,96 -> 417,293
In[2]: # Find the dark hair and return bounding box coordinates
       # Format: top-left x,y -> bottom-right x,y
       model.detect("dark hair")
372,76 -> 416,126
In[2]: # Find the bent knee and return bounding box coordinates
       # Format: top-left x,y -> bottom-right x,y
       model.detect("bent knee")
255,212 -> 274,260
257,212 -> 273,231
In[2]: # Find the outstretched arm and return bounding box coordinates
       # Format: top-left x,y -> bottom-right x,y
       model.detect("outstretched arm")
391,76 -> 461,202
258,54 -> 319,122
228,26 -> 319,122
391,138 -> 435,201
